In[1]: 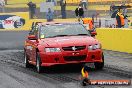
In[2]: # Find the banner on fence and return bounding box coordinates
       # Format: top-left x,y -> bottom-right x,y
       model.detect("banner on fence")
0,12 -> 29,30
40,2 -> 54,12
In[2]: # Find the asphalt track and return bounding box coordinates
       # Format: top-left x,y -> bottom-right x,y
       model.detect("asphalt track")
0,31 -> 28,50
0,31 -> 132,88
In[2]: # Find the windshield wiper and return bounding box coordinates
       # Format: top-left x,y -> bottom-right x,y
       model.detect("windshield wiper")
54,35 -> 70,37
76,34 -> 88,36
47,35 -> 70,38
47,34 -> 88,38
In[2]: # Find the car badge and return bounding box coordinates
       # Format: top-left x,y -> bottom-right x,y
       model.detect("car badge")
72,46 -> 77,51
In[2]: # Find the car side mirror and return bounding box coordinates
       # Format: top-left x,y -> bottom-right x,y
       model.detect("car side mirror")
28,35 -> 37,40
29,32 -> 32,35
91,31 -> 97,37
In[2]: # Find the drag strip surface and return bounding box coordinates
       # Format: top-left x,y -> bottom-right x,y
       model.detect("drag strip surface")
0,50 -> 131,88
0,31 -> 28,50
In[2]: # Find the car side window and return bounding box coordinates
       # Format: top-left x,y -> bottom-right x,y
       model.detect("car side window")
29,22 -> 35,35
29,22 -> 39,35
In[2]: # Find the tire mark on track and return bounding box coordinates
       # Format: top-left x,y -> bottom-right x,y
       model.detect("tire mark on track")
0,61 -> 66,88
0,57 -> 131,88
0,51 -> 131,80
104,65 -> 132,78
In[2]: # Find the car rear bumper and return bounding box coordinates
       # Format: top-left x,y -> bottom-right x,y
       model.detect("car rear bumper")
39,49 -> 103,66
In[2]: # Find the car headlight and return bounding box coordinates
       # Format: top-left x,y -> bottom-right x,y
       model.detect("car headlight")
88,45 -> 93,50
95,44 -> 101,49
88,44 -> 101,50
45,48 -> 61,52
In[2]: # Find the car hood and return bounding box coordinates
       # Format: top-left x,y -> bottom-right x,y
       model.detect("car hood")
40,36 -> 99,47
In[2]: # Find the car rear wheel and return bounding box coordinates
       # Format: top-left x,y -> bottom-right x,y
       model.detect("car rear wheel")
36,53 -> 42,73
94,53 -> 104,70
24,50 -> 31,68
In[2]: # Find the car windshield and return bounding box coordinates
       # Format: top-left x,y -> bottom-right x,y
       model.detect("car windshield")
40,23 -> 91,38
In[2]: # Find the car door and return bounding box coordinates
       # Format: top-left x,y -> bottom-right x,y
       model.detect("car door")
25,23 -> 37,62
25,22 -> 35,61
29,39 -> 37,63
29,24 -> 39,63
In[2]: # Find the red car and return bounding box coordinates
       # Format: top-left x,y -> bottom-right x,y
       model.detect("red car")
24,22 -> 104,73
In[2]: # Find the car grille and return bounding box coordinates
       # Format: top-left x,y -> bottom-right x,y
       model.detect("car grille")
62,45 -> 86,51
64,55 -> 86,61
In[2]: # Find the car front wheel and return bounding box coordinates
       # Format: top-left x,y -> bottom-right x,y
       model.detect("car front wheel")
94,53 -> 104,70
36,52 -> 42,73
24,50 -> 31,68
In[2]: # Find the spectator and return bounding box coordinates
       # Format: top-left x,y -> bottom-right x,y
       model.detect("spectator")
92,10 -> 100,28
81,0 -> 87,10
75,4 -> 84,21
116,10 -> 125,28
109,3 -> 115,17
0,0 -> 5,13
60,0 -> 66,19
27,2 -> 36,19
46,8 -> 54,22
46,0 -> 57,6
79,1 -> 83,6
53,0 -> 57,6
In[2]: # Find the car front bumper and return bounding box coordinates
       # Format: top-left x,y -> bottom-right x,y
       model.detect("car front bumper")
39,49 -> 103,66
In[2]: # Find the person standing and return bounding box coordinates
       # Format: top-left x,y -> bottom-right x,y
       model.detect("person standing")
60,0 -> 66,19
75,4 -> 84,21
0,0 -> 5,13
46,0 -> 57,6
46,0 -> 57,18
109,3 -> 115,17
116,10 -> 125,28
53,0 -> 57,6
46,8 -> 54,22
81,0 -> 87,10
27,2 -> 36,19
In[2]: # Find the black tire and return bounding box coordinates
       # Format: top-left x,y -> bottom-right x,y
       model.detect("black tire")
36,52 -> 42,73
94,53 -> 104,70
24,50 -> 31,68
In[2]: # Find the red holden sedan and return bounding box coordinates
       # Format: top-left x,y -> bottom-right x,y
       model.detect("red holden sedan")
24,22 -> 104,73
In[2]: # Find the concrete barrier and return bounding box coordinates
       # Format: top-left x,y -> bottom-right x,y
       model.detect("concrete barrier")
96,28 -> 132,53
